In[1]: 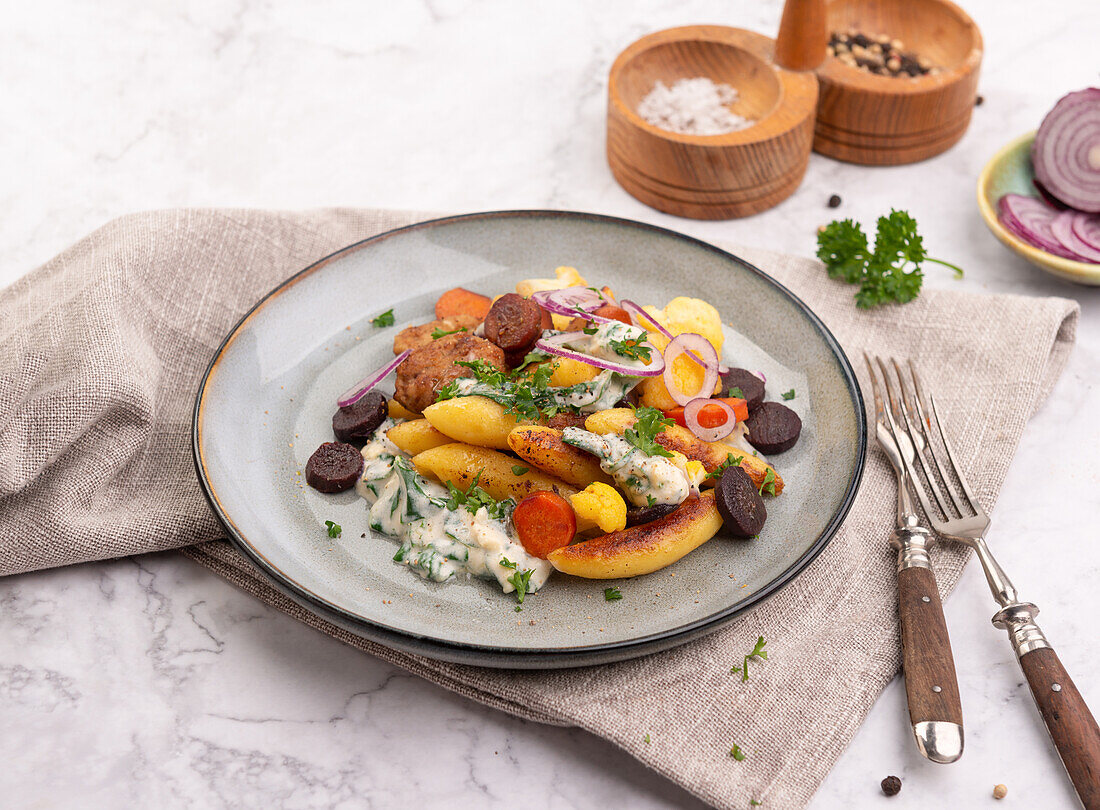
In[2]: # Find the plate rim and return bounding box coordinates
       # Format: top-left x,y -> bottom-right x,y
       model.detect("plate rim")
192,209 -> 867,668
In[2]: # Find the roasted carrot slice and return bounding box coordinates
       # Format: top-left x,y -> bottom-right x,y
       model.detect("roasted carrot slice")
512,491 -> 577,559
435,287 -> 492,320
664,398 -> 749,429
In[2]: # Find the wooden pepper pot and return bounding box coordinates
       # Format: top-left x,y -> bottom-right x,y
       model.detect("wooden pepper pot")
606,26 -> 819,220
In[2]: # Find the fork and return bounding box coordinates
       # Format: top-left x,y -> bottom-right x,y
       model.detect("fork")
875,356 -> 1100,810
864,354 -> 964,764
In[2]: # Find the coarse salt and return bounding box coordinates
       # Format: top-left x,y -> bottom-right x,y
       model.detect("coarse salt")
637,77 -> 754,136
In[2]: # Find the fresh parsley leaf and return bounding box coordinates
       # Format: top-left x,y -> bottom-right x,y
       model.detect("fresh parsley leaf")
643,733 -> 651,744
706,452 -> 745,481
582,321 -> 600,335
816,210 -> 962,308
728,386 -> 744,399
431,326 -> 467,339
508,568 -> 534,604
511,465 -> 529,476
514,605 -> 523,612
454,359 -> 509,388
781,389 -> 795,401
324,520 -> 342,538
731,636 -> 768,681
444,474 -> 515,521
437,379 -> 462,400
499,557 -> 518,570
609,331 -> 653,363
646,494 -> 657,507
604,587 -> 623,601
436,358 -> 574,421
371,309 -> 395,328
750,801 -> 762,807
512,348 -> 551,372
623,406 -> 674,458
758,468 -> 777,497
729,744 -> 746,761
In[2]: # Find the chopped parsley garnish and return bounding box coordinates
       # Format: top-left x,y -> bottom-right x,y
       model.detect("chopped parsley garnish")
816,210 -> 962,309
582,321 -> 600,336
623,406 -> 673,458
750,801 -> 761,806
646,494 -> 657,507
731,636 -> 768,681
758,468 -> 777,497
499,557 -> 518,570
431,326 -> 467,339
444,474 -> 514,520
609,331 -> 653,363
512,348 -> 551,372
643,733 -> 651,744
371,309 -> 395,327
508,568 -> 534,604
729,744 -> 746,761
706,452 -> 745,480
324,520 -> 342,538
781,389 -> 796,401
514,605 -> 523,612
511,465 -> 529,476
729,386 -> 744,399
604,587 -> 623,601
437,359 -> 570,421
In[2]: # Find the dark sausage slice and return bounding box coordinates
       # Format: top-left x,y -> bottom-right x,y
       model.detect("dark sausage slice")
625,501 -> 678,527
715,466 -> 767,538
483,293 -> 544,355
332,391 -> 387,444
720,368 -> 766,412
305,442 -> 364,493
744,401 -> 802,454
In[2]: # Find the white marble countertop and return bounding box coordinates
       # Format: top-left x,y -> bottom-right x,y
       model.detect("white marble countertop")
3,1 -> 1099,807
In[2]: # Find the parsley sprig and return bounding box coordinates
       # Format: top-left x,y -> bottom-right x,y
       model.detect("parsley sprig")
431,326 -> 467,339
816,210 -> 962,308
706,452 -> 745,481
437,359 -> 570,421
443,474 -> 514,521
609,331 -> 653,363
623,406 -> 673,458
371,309 -> 395,327
604,587 -> 623,601
508,568 -> 534,603
324,520 -> 342,538
758,468 -> 777,497
731,636 -> 768,681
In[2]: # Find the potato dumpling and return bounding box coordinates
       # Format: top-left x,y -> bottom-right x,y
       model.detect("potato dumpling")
637,297 -> 725,409
515,266 -> 590,330
549,357 -> 600,388
570,482 -> 627,534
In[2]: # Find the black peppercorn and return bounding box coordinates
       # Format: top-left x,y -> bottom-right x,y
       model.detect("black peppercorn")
975,94 -> 984,106
881,775 -> 902,796
827,194 -> 842,208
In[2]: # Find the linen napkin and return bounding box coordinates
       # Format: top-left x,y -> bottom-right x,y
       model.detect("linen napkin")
0,208 -> 1078,809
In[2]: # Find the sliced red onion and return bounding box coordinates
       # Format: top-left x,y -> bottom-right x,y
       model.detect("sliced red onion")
662,333 -> 719,407
535,331 -> 664,376
1051,211 -> 1100,263
1032,88 -> 1100,213
621,299 -> 729,374
753,370 -> 767,384
530,287 -> 610,321
1072,211 -> 1100,254
683,397 -> 737,442
998,194 -> 1080,259
1033,178 -> 1069,211
337,350 -> 410,407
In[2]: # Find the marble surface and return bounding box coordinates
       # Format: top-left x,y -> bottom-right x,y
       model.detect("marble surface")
2,1 -> 1099,807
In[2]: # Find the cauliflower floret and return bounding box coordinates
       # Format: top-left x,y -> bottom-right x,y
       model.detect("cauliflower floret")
637,297 -> 725,410
515,266 -> 590,330
569,481 -> 628,534
667,451 -> 706,490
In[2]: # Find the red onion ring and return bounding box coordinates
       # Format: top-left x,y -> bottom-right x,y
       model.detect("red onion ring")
530,288 -> 611,321
683,397 -> 737,442
621,299 -> 729,374
337,350 -> 410,407
662,333 -> 719,407
535,331 -> 665,377
1051,211 -> 1100,263
998,194 -> 1080,259
1071,210 -> 1100,255
1032,88 -> 1100,213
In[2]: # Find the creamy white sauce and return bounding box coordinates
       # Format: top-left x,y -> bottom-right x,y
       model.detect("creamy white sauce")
355,419 -> 552,595
452,368 -> 637,414
560,427 -> 697,507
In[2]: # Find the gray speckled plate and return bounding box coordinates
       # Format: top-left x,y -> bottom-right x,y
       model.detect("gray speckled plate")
193,211 -> 865,668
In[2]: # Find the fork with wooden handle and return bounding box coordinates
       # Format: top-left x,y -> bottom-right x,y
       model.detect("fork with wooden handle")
875,356 -> 1100,809
865,354 -> 964,764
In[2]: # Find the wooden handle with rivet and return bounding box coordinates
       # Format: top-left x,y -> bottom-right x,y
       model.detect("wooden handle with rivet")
1019,647 -> 1100,809
774,0 -> 826,71
897,565 -> 964,763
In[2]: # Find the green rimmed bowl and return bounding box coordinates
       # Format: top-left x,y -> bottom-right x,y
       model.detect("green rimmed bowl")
192,211 -> 866,668
977,131 -> 1100,285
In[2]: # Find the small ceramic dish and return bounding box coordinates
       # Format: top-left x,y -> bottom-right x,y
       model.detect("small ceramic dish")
192,211 -> 866,668
977,131 -> 1100,286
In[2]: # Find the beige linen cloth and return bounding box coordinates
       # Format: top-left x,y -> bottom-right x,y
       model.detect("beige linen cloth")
0,208 -> 1078,809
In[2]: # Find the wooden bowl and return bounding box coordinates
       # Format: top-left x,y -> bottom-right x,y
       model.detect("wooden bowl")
607,26 -> 818,220
814,0 -> 982,165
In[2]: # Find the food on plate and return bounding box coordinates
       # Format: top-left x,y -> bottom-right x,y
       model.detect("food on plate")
303,271 -> 806,602
332,391 -> 388,444
305,442 -> 365,493
547,492 -> 723,579
393,332 -> 505,413
743,401 -> 803,455
995,88 -> 1100,264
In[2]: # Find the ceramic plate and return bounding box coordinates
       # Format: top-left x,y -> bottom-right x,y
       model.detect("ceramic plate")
193,211 -> 865,668
977,131 -> 1100,285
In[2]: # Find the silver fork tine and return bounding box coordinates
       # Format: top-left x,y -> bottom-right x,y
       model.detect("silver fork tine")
893,358 -> 964,520
928,392 -> 984,517
873,356 -> 939,521
863,352 -> 885,423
